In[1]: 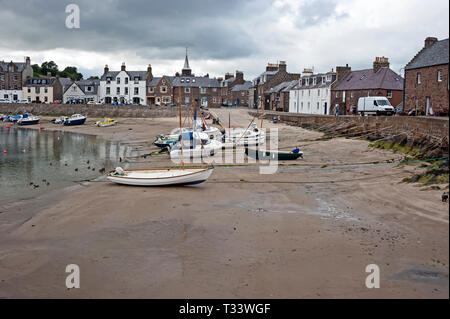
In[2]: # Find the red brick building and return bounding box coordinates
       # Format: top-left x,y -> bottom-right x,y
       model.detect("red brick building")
404,37 -> 449,116
229,81 -> 252,107
252,61 -> 300,110
331,57 -> 404,115
0,57 -> 33,101
264,80 -> 297,111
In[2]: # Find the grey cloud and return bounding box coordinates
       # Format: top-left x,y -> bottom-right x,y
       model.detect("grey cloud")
296,0 -> 348,27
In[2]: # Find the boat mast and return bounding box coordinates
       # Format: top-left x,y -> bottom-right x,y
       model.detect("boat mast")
178,87 -> 184,169
260,100 -> 264,130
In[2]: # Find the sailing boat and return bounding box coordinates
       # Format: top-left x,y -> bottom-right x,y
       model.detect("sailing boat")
107,87 -> 214,186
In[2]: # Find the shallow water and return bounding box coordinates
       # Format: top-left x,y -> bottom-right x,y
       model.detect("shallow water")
0,126 -> 131,203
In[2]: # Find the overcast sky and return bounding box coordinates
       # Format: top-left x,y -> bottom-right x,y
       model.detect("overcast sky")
0,0 -> 448,80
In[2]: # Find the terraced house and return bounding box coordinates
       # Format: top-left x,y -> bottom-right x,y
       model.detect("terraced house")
146,51 -> 221,108
404,37 -> 449,116
100,63 -> 151,105
331,57 -> 403,115
252,61 -> 300,110
22,76 -> 63,103
0,57 -> 33,101
289,69 -> 336,115
63,79 -> 100,104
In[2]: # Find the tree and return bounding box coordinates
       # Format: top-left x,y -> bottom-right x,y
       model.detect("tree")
41,61 -> 59,76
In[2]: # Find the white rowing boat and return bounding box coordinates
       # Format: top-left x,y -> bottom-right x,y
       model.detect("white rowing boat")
107,167 -> 214,186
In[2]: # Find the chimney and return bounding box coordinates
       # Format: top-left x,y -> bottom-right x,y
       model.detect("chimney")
373,56 -> 389,73
147,64 -> 153,78
104,64 -> 109,75
336,64 -> 351,81
225,73 -> 233,80
25,56 -> 30,65
235,70 -> 244,80
424,37 -> 438,48
47,72 -> 52,77
266,63 -> 278,72
278,61 -> 287,72
217,77 -> 223,82
121,62 -> 126,71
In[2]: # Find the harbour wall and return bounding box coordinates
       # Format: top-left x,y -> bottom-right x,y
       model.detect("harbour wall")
0,103 -> 180,118
250,111 -> 449,157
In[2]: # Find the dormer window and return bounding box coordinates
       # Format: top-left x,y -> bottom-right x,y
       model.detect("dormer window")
125,78 -> 129,84
134,76 -> 140,83
192,79 -> 196,83
186,78 -> 190,83
313,78 -> 316,85
181,79 -> 185,83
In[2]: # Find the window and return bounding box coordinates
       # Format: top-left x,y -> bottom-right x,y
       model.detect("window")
318,89 -> 320,96
438,70 -> 443,82
308,90 -> 310,96
213,88 -> 217,92
162,96 -> 171,103
125,87 -> 128,95
0,75 -> 4,81
313,78 -> 316,85
13,75 -> 18,81
87,86 -> 92,92
185,97 -> 190,103
125,78 -> 128,84
335,92 -> 339,98
308,102 -> 310,109
326,89 -> 328,96
350,92 -> 354,98
149,87 -> 154,93
160,86 -> 167,93
117,78 -> 120,84
116,87 -> 120,95
106,87 -> 110,94
185,87 -> 190,93
317,102 -> 320,110
301,102 -> 303,109
106,77 -> 111,84
213,97 -> 217,103
201,87 -> 206,94
387,90 -> 392,98
44,88 -> 48,93
44,96 -> 48,102
417,73 -> 421,84
27,88 -> 31,93
134,77 -> 140,84
134,87 -> 139,95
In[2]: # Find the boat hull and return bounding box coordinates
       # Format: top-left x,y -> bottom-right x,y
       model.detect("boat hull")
107,168 -> 214,186
18,119 -> 40,126
245,148 -> 303,160
64,118 -> 86,126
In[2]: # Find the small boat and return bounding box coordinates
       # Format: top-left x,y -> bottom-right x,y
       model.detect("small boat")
17,115 -> 40,126
51,116 -> 68,124
154,135 -> 178,149
9,114 -> 23,123
224,123 -> 265,146
245,148 -> 303,160
95,118 -> 117,127
64,114 -> 86,126
107,167 -> 214,186
170,132 -> 223,159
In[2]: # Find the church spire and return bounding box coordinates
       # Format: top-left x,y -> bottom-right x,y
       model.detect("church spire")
182,47 -> 192,76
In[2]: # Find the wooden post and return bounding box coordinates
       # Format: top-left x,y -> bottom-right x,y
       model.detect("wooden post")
178,87 -> 184,169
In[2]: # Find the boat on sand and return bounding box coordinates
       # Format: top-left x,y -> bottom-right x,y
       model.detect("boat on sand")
107,167 -> 214,186
245,148 -> 303,160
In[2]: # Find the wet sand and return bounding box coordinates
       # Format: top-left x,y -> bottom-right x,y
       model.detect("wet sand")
0,109 -> 448,298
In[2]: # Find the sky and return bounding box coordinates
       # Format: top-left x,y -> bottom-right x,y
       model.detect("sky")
0,0 -> 448,80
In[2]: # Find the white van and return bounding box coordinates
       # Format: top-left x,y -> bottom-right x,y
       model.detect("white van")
357,97 -> 395,116
0,98 -> 12,104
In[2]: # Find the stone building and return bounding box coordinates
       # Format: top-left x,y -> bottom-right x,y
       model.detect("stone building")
22,76 -> 63,103
265,80 -> 297,112
289,69 -> 337,115
404,37 -> 449,116
331,57 -> 403,115
63,79 -> 100,103
229,81 -> 252,107
252,61 -> 300,110
0,57 -> 33,101
146,50 -> 222,108
100,63 -> 151,105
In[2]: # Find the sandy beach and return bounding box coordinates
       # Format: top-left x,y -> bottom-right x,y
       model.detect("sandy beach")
0,109 -> 448,298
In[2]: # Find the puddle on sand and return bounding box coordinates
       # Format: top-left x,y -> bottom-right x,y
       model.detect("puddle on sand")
395,268 -> 449,286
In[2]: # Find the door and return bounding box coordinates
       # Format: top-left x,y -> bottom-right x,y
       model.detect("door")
426,97 -> 431,115
324,102 -> 327,115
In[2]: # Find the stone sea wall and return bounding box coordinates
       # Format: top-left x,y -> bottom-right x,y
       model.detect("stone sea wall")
0,103 -> 180,118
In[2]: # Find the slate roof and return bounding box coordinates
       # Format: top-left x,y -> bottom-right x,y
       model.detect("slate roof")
100,70 -> 148,81
333,68 -> 403,91
0,61 -> 26,72
24,77 -> 57,87
171,76 -> 220,87
148,76 -> 176,86
281,80 -> 298,93
58,77 -> 73,90
231,81 -> 252,92
406,39 -> 449,70
293,72 -> 337,90
265,81 -> 292,94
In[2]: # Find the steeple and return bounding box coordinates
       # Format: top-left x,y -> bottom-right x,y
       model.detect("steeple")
182,47 -> 192,76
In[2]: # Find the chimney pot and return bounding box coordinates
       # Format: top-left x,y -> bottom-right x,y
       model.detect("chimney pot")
425,37 -> 438,48
121,63 -> 126,71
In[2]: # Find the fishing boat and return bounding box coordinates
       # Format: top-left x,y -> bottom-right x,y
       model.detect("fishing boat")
95,118 -> 117,127
8,114 -> 23,123
107,86 -> 214,187
64,114 -> 86,126
107,167 -> 214,186
170,131 -> 222,159
17,115 -> 40,126
154,135 -> 178,149
245,148 -> 303,160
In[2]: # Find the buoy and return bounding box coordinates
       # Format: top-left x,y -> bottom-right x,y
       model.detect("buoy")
5,126 -> 8,129
3,150 -> 6,154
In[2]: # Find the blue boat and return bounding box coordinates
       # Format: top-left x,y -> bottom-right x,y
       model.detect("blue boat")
9,114 -> 24,123
18,115 -> 40,126
64,114 -> 86,126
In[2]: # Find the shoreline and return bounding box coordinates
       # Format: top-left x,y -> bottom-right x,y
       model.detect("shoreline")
0,109 -> 448,298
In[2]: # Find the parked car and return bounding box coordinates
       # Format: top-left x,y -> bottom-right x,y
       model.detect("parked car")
357,97 -> 395,116
50,100 -> 62,104
0,99 -> 12,104
87,101 -> 101,105
16,99 -> 30,104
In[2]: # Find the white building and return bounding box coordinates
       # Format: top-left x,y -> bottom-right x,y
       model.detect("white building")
289,69 -> 336,115
99,63 -> 151,105
63,79 -> 100,103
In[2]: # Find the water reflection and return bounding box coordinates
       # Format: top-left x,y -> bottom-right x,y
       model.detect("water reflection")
0,127 -> 131,203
